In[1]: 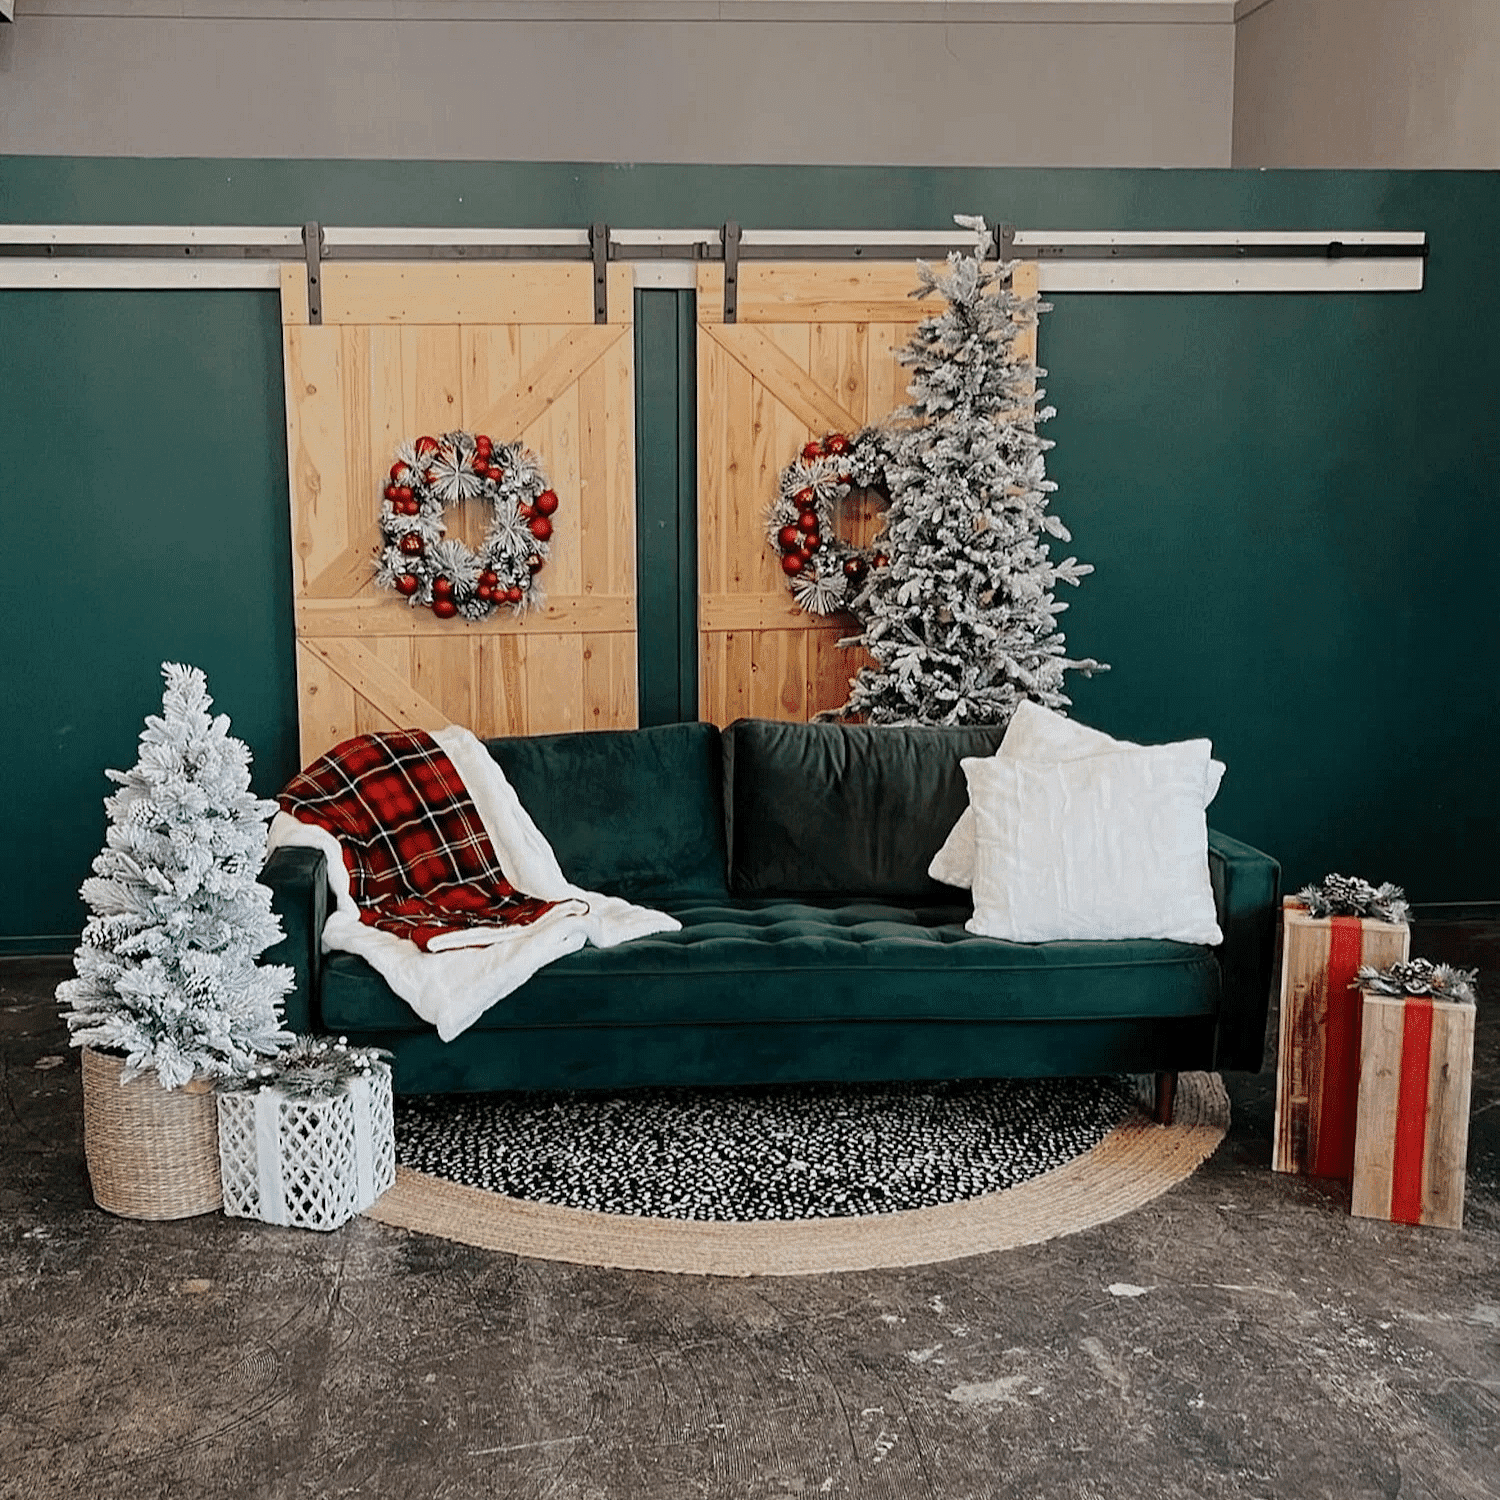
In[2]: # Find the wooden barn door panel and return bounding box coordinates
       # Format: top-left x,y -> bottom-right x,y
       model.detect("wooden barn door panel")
695,259 -> 1040,727
695,263 -> 920,727
281,262 -> 637,766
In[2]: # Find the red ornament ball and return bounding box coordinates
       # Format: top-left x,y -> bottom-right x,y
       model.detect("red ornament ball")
384,483 -> 398,501
534,489 -> 559,517
528,515 -> 553,542
797,510 -> 820,534
415,435 -> 440,457
826,433 -> 851,455
477,584 -> 493,602
395,573 -> 420,597
389,461 -> 408,482
794,487 -> 816,507
475,434 -> 492,453
873,551 -> 890,568
432,598 -> 458,619
526,553 -> 544,573
432,577 -> 453,599
487,465 -> 505,482
781,553 -> 805,575
399,533 -> 424,556
801,533 -> 820,553
777,524 -> 802,552
394,486 -> 413,503
801,441 -> 823,461
479,569 -> 498,587
843,556 -> 868,582
506,584 -> 524,603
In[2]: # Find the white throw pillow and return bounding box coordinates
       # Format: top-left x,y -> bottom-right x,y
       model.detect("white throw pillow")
928,701 -> 1225,889
961,744 -> 1223,945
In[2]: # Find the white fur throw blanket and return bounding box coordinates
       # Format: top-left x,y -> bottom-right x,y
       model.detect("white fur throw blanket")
268,725 -> 680,1041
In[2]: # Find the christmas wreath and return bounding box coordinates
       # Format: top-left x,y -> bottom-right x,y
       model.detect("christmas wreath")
769,430 -> 889,615
375,430 -> 557,620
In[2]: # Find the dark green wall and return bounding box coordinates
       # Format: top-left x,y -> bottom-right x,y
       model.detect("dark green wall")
1,285 -> 299,951
3,160 -> 1497,949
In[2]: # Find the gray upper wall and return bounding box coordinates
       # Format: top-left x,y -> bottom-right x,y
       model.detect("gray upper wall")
4,0 -> 1494,171
1232,0 -> 1500,168
0,2 -> 1237,166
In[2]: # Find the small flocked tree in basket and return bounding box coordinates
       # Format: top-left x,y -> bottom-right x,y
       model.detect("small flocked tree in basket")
57,662 -> 294,1218
839,215 -> 1107,726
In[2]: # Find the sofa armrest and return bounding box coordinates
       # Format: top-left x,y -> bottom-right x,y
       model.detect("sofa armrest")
261,843 -> 328,1036
1207,829 -> 1281,1072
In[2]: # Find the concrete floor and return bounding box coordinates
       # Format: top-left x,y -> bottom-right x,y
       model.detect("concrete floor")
2,925 -> 1497,1500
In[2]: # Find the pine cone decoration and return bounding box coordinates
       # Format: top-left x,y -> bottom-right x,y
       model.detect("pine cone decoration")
1356,958 -> 1478,1006
1295,873 -> 1410,925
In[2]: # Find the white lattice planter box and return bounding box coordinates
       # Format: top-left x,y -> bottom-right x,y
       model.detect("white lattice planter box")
216,1065 -> 395,1231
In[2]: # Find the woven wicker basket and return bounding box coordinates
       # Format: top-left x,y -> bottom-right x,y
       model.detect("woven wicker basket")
81,1047 -> 223,1219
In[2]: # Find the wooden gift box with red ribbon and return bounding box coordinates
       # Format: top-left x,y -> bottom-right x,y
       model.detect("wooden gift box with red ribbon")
1351,991 -> 1475,1230
1272,898 -> 1409,1179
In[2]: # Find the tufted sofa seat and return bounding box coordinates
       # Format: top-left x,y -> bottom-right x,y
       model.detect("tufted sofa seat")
264,718 -> 1279,1099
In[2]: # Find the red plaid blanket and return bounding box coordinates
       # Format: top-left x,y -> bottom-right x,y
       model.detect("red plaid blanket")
278,730 -> 560,951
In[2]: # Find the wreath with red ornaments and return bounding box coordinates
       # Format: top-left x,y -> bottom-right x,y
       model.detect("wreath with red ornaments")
375,430 -> 558,620
769,430 -> 889,615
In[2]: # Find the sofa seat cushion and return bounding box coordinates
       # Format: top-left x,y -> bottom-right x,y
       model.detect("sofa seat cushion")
318,898 -> 1221,1035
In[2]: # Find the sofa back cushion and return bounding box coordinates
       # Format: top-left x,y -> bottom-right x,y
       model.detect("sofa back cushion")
723,718 -> 1008,899
484,722 -> 728,901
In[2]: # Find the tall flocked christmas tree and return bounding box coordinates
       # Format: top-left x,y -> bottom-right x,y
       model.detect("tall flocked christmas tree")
840,216 -> 1106,725
57,663 -> 294,1089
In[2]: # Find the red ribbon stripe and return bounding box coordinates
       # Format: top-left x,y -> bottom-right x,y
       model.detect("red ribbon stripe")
1390,996 -> 1435,1225
1313,915 -> 1367,1180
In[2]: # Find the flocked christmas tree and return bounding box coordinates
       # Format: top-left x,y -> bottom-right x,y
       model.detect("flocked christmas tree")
839,216 -> 1106,725
57,663 -> 294,1089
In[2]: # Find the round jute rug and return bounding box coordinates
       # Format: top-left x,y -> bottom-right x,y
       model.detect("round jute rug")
365,1072 -> 1228,1276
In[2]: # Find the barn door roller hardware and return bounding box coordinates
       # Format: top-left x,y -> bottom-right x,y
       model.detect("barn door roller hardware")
721,221 -> 740,324
302,221 -> 323,325
590,222 -> 610,324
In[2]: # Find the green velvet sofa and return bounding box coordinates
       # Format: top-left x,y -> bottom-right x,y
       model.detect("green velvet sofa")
262,718 -> 1281,1109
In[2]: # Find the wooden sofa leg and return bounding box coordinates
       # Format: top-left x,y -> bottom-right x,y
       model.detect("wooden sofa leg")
1152,1071 -> 1177,1126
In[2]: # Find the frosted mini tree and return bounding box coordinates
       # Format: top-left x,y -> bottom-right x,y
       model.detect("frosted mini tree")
57,663 -> 294,1089
841,216 -> 1106,725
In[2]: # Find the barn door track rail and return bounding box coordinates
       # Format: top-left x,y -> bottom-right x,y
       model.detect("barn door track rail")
1002,228 -> 1428,294
0,222 -> 1428,315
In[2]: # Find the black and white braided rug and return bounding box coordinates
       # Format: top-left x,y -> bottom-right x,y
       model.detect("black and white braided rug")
394,1076 -> 1138,1223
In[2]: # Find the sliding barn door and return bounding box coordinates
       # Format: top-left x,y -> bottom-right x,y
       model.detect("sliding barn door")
694,260 -> 1040,726
280,261 -> 637,766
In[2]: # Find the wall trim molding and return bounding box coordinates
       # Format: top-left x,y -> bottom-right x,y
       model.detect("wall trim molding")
13,0 -> 1243,23
0,936 -> 77,956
